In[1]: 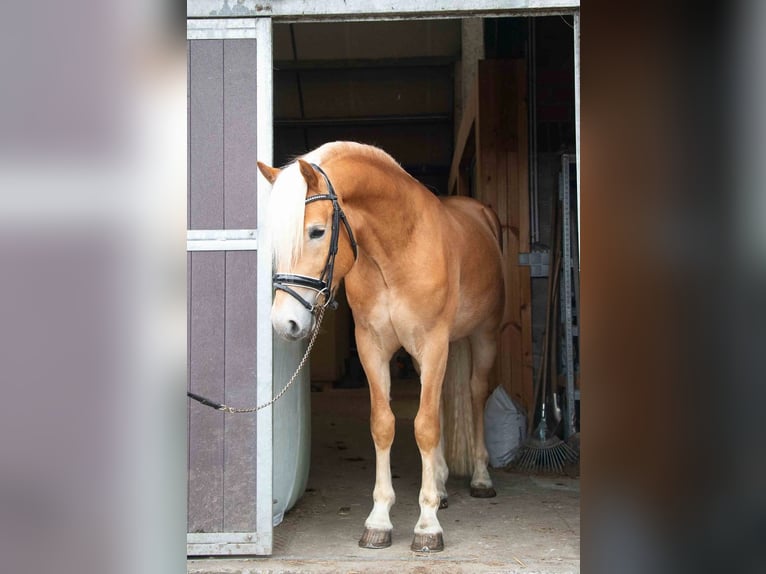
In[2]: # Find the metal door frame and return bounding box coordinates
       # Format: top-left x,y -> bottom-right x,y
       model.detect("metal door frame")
186,17 -> 274,555
188,0 -> 579,20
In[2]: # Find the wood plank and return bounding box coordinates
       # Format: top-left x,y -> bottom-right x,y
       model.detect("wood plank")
519,266 -> 534,410
478,61 -> 501,393
190,40 -> 224,230
188,252 -> 226,533
456,168 -> 467,197
274,56 -> 458,71
500,229 -> 514,399
224,39 -> 258,230
223,251 -> 258,531
481,62 -> 511,401
451,125 -> 475,198
448,77 -> 477,195
478,61 -> 498,209
189,39 -> 226,534
515,60 -> 530,253
495,112 -> 512,398
514,60 -> 533,408
507,148 -> 522,403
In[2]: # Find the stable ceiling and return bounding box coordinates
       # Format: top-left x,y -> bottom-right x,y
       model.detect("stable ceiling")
273,20 -> 462,194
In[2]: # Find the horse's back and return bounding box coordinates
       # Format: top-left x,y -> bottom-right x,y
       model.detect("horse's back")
440,196 -> 502,247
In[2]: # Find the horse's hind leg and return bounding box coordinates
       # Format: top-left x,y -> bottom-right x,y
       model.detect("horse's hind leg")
356,327 -> 399,549
468,329 -> 498,498
435,401 -> 449,509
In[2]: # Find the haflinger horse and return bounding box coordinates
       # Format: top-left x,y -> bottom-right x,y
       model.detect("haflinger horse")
258,142 -> 505,553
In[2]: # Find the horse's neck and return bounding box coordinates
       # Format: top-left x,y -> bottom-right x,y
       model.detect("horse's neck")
339,159 -> 437,274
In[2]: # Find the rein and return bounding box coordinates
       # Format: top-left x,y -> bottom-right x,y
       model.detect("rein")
188,163 -> 356,414
187,304 -> 328,413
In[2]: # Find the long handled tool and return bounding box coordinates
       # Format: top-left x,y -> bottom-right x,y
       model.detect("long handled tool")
561,155 -> 580,452
565,203 -> 581,452
515,201 -> 578,473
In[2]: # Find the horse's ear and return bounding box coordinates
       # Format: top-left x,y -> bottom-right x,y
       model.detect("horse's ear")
297,159 -> 319,189
257,161 -> 281,184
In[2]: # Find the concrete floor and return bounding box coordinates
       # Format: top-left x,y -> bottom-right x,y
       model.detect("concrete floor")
189,380 -> 580,574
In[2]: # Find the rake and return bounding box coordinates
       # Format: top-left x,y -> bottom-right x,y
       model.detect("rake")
514,202 -> 578,473
514,401 -> 578,473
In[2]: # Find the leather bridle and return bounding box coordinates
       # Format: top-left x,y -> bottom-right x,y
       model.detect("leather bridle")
273,163 -> 358,312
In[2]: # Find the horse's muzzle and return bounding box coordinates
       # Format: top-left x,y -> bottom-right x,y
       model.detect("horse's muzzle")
271,295 -> 315,341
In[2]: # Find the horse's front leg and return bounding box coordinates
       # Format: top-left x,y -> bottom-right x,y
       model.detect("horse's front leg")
356,327 -> 399,549
411,334 -> 450,552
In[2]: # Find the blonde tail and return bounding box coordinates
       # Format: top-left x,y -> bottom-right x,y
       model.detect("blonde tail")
441,338 -> 475,477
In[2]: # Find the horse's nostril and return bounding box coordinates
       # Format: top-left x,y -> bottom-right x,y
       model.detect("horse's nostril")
288,320 -> 299,335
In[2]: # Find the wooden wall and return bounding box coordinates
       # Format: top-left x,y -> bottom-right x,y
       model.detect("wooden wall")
449,59 -> 533,413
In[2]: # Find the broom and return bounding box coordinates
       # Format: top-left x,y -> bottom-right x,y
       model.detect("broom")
515,202 -> 578,473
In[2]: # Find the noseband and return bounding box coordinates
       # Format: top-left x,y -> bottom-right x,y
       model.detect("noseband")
273,163 -> 358,312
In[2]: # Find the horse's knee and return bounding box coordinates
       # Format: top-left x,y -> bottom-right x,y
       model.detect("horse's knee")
370,408 -> 395,448
414,412 -> 440,452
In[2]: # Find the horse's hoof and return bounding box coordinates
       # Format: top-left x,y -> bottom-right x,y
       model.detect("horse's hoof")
439,497 -> 449,509
470,486 -> 497,498
359,528 -> 392,549
411,532 -> 444,553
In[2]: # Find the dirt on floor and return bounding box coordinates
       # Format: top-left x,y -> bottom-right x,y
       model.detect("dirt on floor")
189,381 -> 580,574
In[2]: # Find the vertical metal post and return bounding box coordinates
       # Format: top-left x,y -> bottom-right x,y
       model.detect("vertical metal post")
254,16 -> 274,555
573,11 -> 581,253
560,155 -> 576,439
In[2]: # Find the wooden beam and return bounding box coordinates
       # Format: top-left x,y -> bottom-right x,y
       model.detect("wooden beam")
274,56 -> 456,71
514,60 -> 534,410
447,77 -> 478,195
275,114 -> 450,127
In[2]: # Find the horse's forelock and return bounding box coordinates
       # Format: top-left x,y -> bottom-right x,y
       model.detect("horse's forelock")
268,141 -> 387,271
269,162 -> 308,271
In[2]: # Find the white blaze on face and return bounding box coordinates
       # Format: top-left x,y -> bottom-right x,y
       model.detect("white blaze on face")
267,146 -> 336,341
268,160 -> 316,341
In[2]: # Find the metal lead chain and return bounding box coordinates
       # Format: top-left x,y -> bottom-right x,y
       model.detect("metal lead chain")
204,305 -> 327,414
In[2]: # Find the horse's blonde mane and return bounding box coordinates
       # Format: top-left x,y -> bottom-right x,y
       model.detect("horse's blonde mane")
268,142 -> 399,271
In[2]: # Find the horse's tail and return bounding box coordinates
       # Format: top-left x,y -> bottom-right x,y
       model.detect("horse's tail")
442,338 -> 475,477
441,204 -> 507,477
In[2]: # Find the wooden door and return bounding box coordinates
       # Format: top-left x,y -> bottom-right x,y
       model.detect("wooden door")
186,17 -> 274,556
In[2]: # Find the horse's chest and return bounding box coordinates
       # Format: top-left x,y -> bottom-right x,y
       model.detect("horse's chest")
348,287 -> 438,346
345,261 -> 451,343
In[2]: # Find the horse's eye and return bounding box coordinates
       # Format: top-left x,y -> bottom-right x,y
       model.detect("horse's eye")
308,227 -> 326,240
